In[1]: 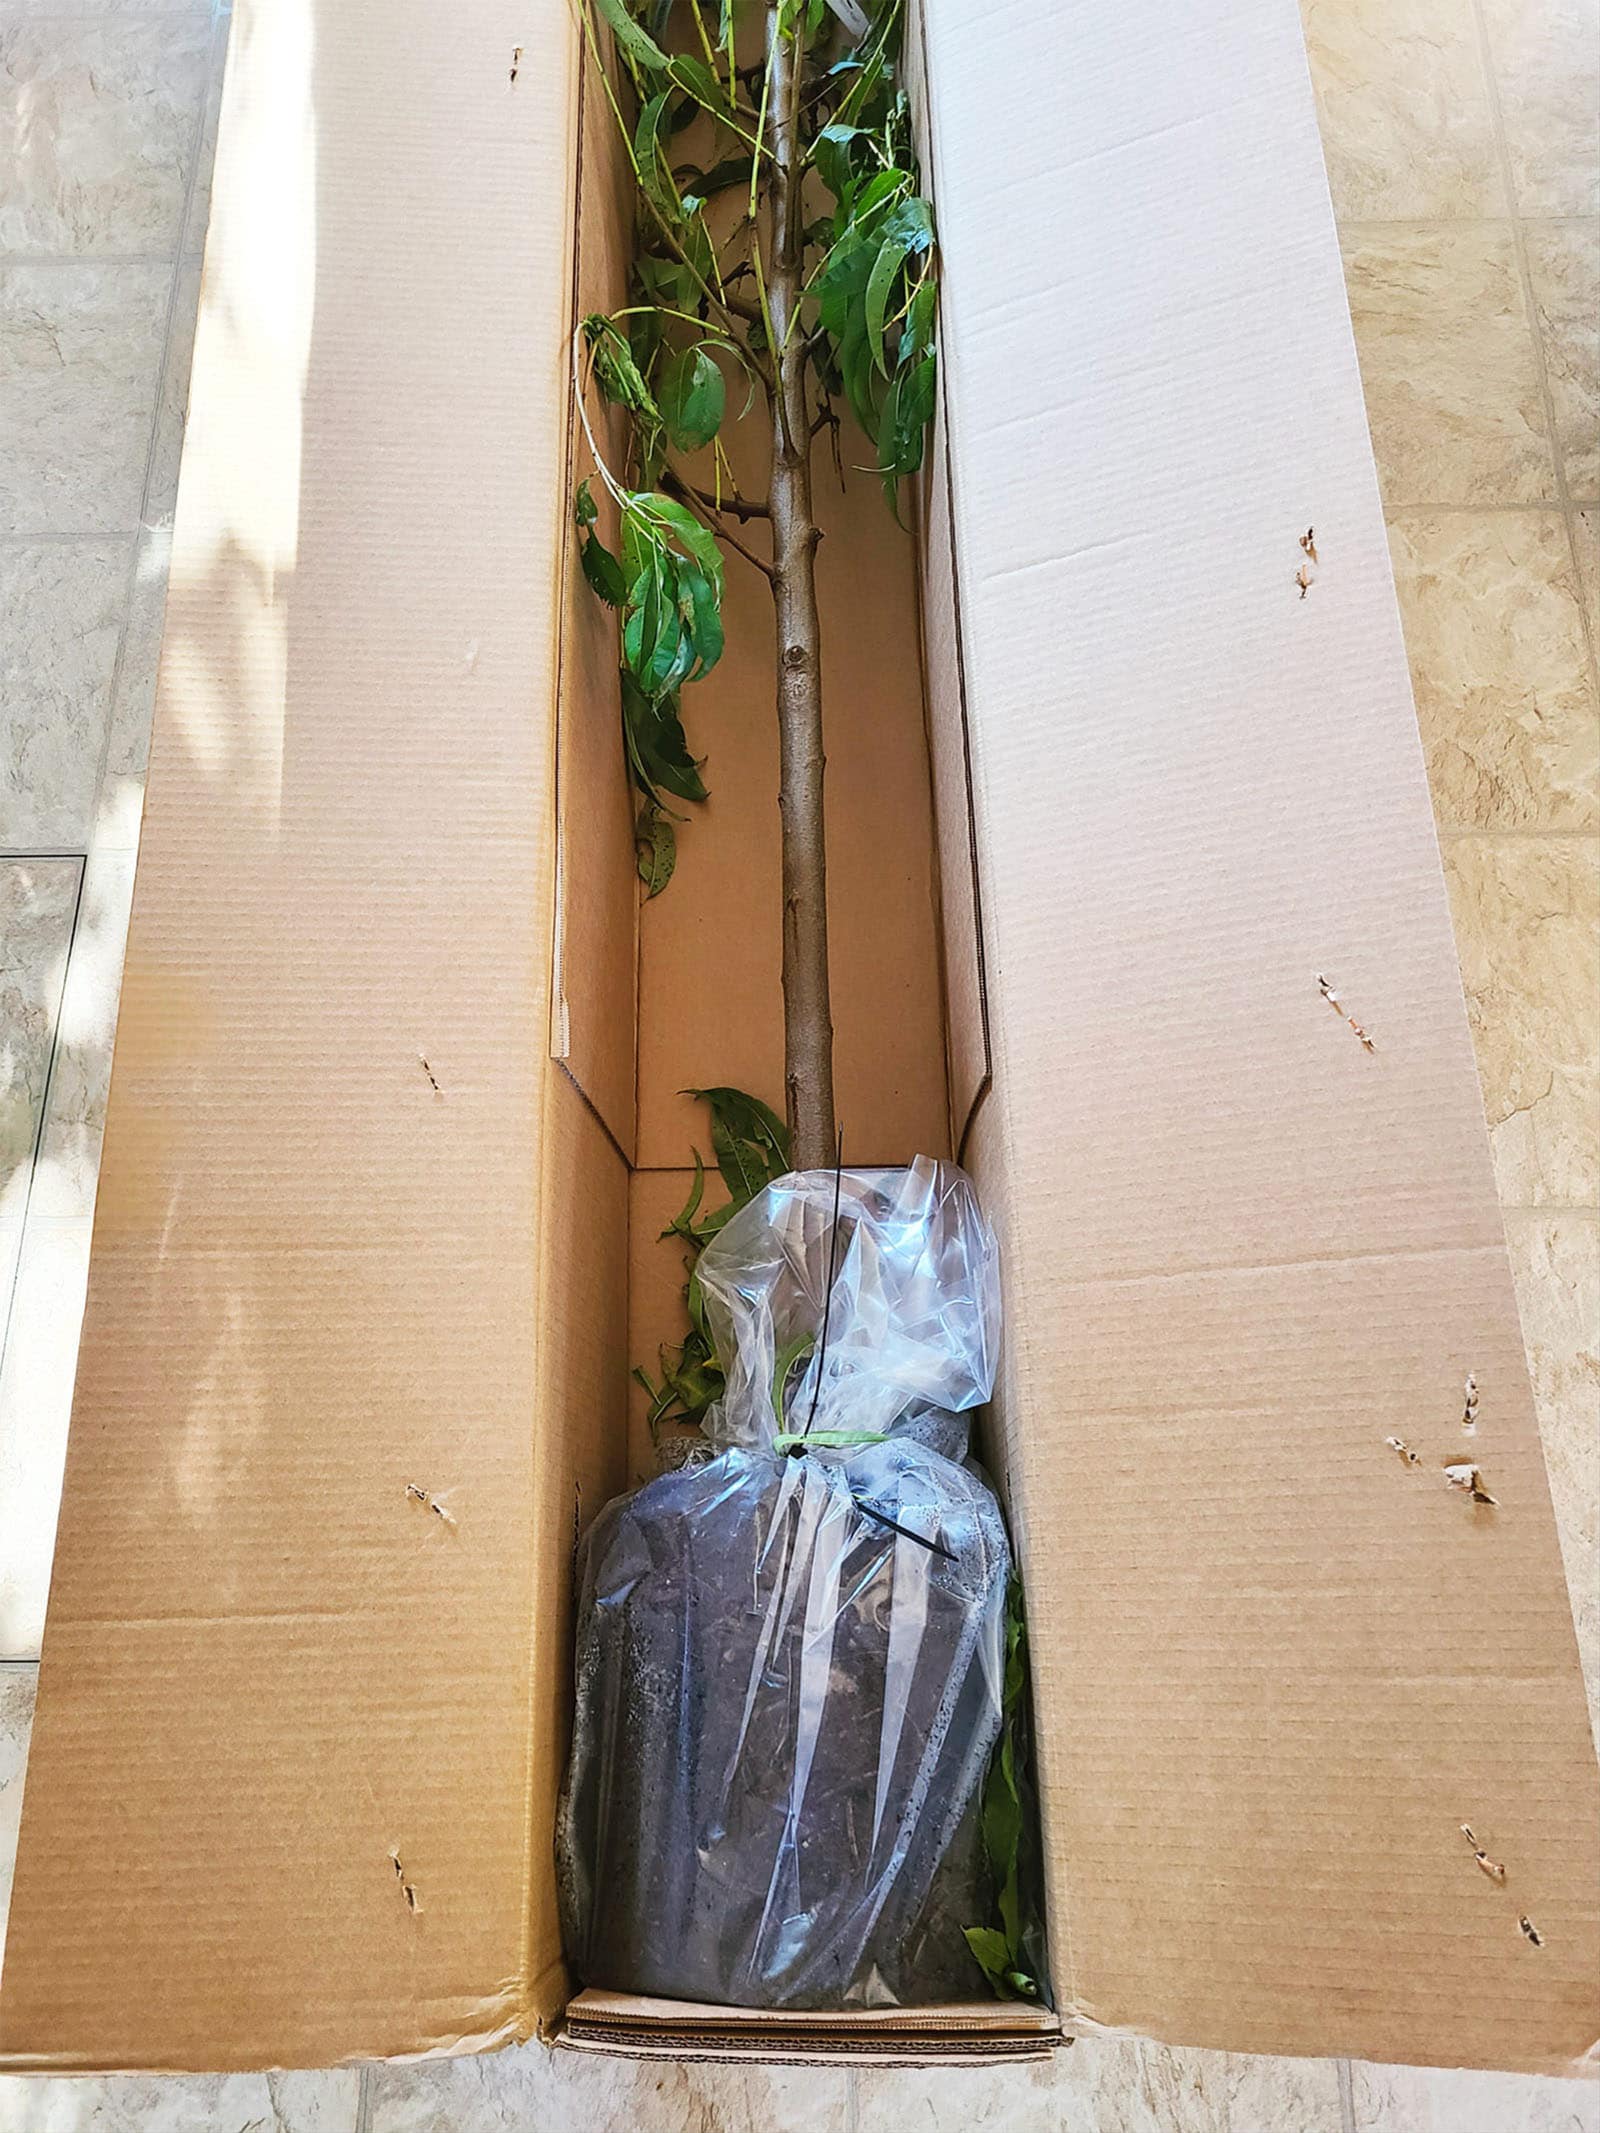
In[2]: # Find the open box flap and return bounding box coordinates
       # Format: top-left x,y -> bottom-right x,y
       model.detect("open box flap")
0,0 -> 584,2071
921,0 -> 1600,2076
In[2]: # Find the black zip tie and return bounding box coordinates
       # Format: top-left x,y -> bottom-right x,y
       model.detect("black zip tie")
797,1125 -> 846,1446
852,1496 -> 957,1563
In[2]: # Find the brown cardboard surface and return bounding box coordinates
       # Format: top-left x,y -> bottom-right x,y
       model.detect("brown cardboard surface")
922,0 -> 1600,2074
550,48 -> 640,1158
0,0 -> 584,2071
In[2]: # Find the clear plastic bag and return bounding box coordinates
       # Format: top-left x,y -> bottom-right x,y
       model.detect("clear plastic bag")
557,1157 -> 1012,2009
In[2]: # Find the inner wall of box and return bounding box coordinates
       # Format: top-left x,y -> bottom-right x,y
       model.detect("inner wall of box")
525,44 -> 1005,2019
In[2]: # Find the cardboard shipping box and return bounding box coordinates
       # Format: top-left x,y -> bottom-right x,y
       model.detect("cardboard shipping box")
2,0 -> 1597,2080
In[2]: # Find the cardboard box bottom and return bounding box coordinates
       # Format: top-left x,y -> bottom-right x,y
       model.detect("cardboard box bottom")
556,1990 -> 1062,2065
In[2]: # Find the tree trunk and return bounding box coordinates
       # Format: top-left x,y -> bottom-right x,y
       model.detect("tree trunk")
765,4 -> 836,1174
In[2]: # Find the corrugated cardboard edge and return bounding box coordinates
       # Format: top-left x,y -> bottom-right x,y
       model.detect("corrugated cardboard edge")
553,1991 -> 1062,2065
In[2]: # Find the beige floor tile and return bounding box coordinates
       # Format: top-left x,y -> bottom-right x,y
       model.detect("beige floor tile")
1386,512 -> 1599,831
366,2042 -> 849,2133
1350,2058 -> 1600,2130
0,860 -> 79,1233
1300,0 -> 1505,219
0,1665 -> 36,1982
0,261 -> 170,537
1479,0 -> 1600,219
144,256 -> 203,530
0,2069 -> 359,2133
182,12 -> 231,262
1576,509 -> 1599,624
0,0 -> 212,15
1524,221 -> 1600,505
858,2048 -> 1073,2133
1342,226 -> 1557,507
1442,836 -> 1600,1206
1220,2053 -> 1348,2133
1055,2038 -> 1346,2133
0,1217 -> 94,1660
0,541 -> 128,847
1505,1211 -> 1600,1750
31,848 -> 138,1224
0,19 -> 209,257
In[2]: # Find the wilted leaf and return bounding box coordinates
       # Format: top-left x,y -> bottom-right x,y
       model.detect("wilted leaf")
635,804 -> 676,897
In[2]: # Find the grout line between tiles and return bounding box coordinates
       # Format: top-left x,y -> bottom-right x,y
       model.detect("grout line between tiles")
1335,2057 -> 1357,2133
1382,499 -> 1568,516
352,2063 -> 373,2133
1435,827 -> 1600,841
0,252 -> 190,269
78,0 -> 223,878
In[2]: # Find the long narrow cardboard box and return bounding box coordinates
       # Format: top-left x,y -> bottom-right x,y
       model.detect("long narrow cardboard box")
1,0 -> 1595,2080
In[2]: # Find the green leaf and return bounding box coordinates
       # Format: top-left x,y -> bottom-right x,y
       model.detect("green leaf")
678,153 -> 756,199
770,1331 -> 816,1427
665,53 -> 729,119
584,314 -> 661,426
591,0 -> 670,74
579,524 -> 627,607
663,1148 -> 707,1239
877,351 -> 936,492
622,673 -> 707,803
634,91 -> 676,221
658,345 -> 726,454
635,804 -> 676,897
575,477 -> 598,528
688,1086 -> 791,1202
684,563 -> 724,676
962,1928 -> 1011,1986
630,491 -> 726,596
864,227 -> 910,376
813,122 -> 867,201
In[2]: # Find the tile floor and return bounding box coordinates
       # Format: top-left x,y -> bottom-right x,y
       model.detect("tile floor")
0,0 -> 1596,2125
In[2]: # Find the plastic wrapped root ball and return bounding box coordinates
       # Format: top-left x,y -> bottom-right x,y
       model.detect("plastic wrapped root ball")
557,1156 -> 1012,2009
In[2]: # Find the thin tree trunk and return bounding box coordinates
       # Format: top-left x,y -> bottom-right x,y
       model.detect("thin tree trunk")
765,4 -> 836,1173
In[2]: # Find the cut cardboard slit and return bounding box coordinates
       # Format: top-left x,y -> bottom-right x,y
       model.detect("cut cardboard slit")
1,0 -> 1596,2084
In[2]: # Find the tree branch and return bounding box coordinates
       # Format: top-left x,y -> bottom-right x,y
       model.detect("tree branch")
669,472 -> 771,522
662,471 -> 776,583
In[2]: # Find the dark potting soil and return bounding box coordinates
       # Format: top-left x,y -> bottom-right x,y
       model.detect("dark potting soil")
558,1427 -> 1010,2008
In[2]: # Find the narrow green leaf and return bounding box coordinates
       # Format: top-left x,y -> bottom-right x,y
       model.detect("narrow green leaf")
662,1148 -> 707,1239
634,91 -> 675,221
864,228 -> 910,376
770,1331 -> 816,1428
591,0 -> 670,73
